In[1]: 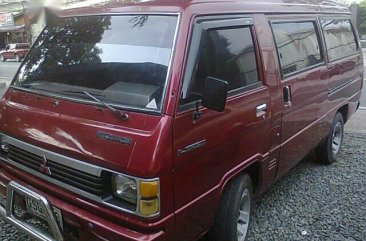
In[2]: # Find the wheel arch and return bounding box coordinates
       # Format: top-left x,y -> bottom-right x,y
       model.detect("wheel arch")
219,159 -> 263,198
243,162 -> 261,195
338,104 -> 349,124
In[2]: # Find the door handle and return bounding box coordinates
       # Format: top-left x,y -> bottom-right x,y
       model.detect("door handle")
283,86 -> 292,107
256,104 -> 267,117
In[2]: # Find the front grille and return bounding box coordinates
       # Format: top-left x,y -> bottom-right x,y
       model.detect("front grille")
8,145 -> 105,196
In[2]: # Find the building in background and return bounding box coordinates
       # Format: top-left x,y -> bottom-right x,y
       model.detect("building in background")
0,0 -> 151,46
0,0 -> 30,49
0,0 -> 120,47
29,0 -> 148,43
29,0 -> 107,43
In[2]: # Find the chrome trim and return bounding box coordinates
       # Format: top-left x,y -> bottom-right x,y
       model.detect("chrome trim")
0,181 -> 64,241
1,135 -> 102,176
327,77 -> 360,96
10,13 -> 181,115
256,104 -> 267,117
178,140 -> 206,156
283,86 -> 292,107
0,133 -> 160,218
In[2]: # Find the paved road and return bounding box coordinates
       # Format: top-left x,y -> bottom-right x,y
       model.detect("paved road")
360,49 -> 366,108
360,79 -> 366,108
0,61 -> 20,81
0,61 -> 20,96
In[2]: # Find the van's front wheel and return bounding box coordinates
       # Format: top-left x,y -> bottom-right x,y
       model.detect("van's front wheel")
209,174 -> 253,241
316,112 -> 344,164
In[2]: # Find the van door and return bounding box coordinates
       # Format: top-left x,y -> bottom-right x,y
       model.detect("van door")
172,16 -> 271,240
270,19 -> 328,178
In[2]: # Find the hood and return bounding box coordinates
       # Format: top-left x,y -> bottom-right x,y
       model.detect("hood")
0,88 -> 173,177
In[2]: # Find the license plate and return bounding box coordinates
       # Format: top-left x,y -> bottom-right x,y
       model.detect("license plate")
26,196 -> 63,229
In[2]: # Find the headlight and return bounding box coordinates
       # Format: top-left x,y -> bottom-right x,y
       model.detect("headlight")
111,173 -> 160,217
112,174 -> 137,204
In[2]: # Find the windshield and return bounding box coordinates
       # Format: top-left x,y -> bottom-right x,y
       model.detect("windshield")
13,15 -> 178,112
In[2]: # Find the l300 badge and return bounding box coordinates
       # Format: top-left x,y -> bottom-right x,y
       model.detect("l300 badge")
96,132 -> 133,145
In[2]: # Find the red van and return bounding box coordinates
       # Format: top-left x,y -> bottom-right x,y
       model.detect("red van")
0,43 -> 30,62
0,1 -> 363,241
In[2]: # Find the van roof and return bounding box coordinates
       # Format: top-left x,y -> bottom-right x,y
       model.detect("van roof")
59,0 -> 350,17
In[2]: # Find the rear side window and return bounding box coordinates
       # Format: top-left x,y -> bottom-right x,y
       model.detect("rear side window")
272,21 -> 322,77
182,26 -> 260,104
322,19 -> 358,62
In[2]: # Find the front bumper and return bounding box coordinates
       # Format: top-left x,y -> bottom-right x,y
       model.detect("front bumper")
0,169 -> 166,241
0,181 -> 64,241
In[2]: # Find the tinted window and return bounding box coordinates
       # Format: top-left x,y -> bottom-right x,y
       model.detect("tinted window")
16,44 -> 29,49
182,27 -> 260,104
14,15 -> 178,112
272,22 -> 322,77
322,19 -> 357,61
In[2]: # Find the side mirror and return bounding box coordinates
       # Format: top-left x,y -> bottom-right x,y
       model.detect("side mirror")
202,77 -> 228,112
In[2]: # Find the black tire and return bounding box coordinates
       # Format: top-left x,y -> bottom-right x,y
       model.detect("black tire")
316,112 -> 344,165
209,174 -> 253,241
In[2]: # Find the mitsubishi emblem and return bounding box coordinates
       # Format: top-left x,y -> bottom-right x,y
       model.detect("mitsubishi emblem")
39,155 -> 52,175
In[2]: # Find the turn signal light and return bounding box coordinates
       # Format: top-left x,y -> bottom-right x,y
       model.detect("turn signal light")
139,180 -> 159,216
140,181 -> 158,199
140,199 -> 159,216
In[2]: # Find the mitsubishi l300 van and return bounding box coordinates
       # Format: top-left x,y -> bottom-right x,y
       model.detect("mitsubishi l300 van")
0,1 -> 363,241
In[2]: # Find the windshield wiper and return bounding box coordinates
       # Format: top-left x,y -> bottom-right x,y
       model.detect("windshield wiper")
61,90 -> 129,121
61,90 -> 105,96
82,91 -> 129,121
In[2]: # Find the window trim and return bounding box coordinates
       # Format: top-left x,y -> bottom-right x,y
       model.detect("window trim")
270,19 -> 325,80
180,15 -> 262,110
320,18 -> 359,63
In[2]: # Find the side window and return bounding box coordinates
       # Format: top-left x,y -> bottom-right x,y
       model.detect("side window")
322,19 -> 358,62
272,21 -> 322,77
16,44 -> 29,50
182,26 -> 260,104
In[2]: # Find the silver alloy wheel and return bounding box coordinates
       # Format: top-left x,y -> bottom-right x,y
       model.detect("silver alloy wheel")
332,121 -> 343,156
237,188 -> 251,241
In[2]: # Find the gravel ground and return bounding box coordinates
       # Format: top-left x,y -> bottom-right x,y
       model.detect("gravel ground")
248,131 -> 366,241
0,131 -> 365,241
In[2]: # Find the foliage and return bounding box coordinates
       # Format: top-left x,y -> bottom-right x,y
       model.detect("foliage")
359,0 -> 366,35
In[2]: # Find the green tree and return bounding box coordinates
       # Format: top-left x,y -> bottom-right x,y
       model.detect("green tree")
359,1 -> 366,35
